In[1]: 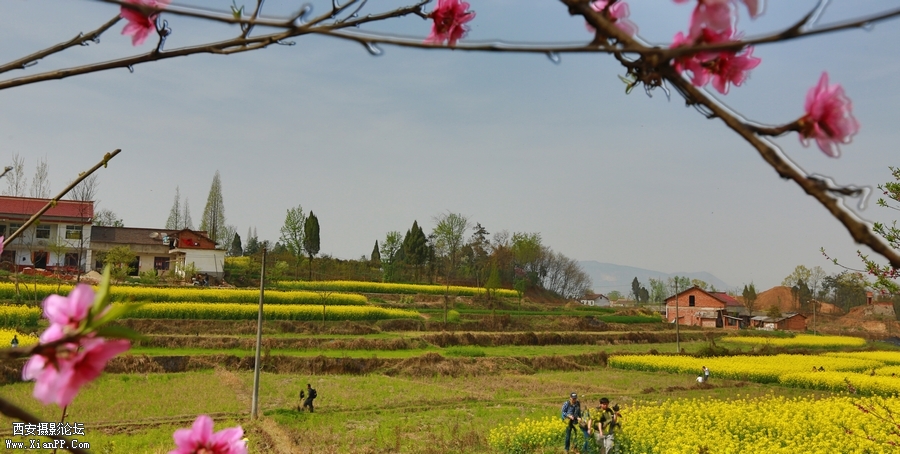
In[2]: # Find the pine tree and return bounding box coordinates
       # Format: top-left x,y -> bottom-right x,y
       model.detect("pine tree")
230,232 -> 243,256
404,221 -> 427,282
199,171 -> 226,243
303,211 -> 320,280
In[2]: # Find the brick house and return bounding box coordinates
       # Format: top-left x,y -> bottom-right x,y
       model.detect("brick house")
750,313 -> 807,331
91,227 -> 225,280
665,286 -> 746,328
0,196 -> 93,271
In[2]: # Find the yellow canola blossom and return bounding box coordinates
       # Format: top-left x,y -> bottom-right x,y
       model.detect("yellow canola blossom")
780,371 -> 900,396
0,305 -> 41,327
0,329 -> 38,347
825,350 -> 900,365
274,280 -> 519,298
617,395 -> 900,454
0,282 -> 367,306
724,334 -> 866,348
488,416 -> 566,453
116,302 -> 420,321
609,354 -> 880,384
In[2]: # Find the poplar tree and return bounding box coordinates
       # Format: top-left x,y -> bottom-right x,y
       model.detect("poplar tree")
165,187 -> 182,229
199,171 -> 226,243
279,205 -> 305,277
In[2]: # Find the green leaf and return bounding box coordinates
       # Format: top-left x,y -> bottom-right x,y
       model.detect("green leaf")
231,1 -> 245,19
91,265 -> 113,317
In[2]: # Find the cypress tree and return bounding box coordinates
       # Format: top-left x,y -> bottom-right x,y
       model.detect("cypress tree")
303,211 -> 320,280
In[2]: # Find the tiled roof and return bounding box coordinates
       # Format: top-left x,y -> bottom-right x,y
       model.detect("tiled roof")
91,226 -> 176,246
0,196 -> 93,221
711,292 -> 743,307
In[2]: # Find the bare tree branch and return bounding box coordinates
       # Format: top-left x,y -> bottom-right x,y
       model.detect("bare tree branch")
0,15 -> 121,75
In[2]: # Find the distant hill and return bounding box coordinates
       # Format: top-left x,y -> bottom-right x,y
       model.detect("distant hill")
578,261 -> 731,296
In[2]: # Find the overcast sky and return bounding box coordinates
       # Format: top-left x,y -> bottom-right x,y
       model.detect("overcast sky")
1,0 -> 899,292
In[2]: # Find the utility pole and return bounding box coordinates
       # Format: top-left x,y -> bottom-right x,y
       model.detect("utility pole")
675,281 -> 681,353
251,247 -> 266,419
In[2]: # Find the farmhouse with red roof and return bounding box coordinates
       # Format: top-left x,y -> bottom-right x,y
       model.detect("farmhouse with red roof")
0,196 -> 93,271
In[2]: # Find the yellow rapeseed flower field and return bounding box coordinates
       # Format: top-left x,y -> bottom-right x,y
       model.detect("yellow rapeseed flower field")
617,395 -> 900,453
724,334 -> 867,348
609,354 -> 880,383
117,302 -> 420,321
488,416 -> 566,453
0,282 -> 367,306
825,351 -> 900,365
274,280 -> 519,298
0,305 -> 41,327
0,328 -> 38,347
491,396 -> 900,453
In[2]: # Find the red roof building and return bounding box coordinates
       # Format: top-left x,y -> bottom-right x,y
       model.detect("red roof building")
0,196 -> 94,271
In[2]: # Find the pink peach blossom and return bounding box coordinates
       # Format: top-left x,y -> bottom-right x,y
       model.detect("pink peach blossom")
121,0 -> 171,46
707,45 -> 761,94
688,0 -> 736,37
170,415 -> 247,454
425,0 -> 475,46
671,25 -> 760,94
23,337 -> 131,407
800,72 -> 860,157
39,284 -> 95,343
586,1 -> 638,37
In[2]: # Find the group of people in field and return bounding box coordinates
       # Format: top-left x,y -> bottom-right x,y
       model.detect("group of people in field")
561,393 -> 621,454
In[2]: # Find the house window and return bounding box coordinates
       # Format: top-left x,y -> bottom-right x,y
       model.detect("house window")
36,225 -> 50,239
9,223 -> 22,236
65,225 -> 83,240
689,295 -> 695,307
0,225 -> 6,238
154,257 -> 170,271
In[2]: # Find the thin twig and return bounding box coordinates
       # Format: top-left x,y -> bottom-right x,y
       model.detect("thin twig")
240,0 -> 266,39
0,15 -> 121,75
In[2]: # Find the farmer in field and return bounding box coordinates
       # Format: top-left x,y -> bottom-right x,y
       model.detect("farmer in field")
300,383 -> 317,413
561,392 -> 590,453
701,365 -> 710,383
593,397 -> 620,454
10,335 -> 18,348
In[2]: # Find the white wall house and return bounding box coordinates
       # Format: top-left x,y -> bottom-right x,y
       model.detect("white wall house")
0,196 -> 93,271
579,293 -> 611,307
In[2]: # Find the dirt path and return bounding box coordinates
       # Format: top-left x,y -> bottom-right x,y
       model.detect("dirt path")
213,367 -> 300,454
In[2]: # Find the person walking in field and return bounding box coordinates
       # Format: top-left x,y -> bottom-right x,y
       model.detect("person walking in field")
10,335 -> 18,348
593,397 -> 620,454
561,392 -> 590,453
300,383 -> 317,413
702,365 -> 710,383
